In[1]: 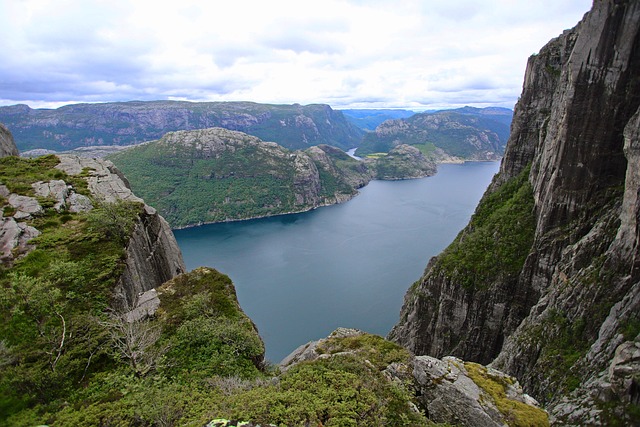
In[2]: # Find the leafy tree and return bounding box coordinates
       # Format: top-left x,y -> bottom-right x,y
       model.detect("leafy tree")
86,199 -> 143,244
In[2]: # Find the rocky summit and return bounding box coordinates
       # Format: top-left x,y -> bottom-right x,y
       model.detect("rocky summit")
390,1 -> 640,424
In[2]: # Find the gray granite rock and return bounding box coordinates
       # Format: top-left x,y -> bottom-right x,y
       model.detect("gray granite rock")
8,194 -> 43,219
0,123 -> 18,158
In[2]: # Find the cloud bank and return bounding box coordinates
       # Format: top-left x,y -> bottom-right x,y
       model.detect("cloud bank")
0,0 -> 591,110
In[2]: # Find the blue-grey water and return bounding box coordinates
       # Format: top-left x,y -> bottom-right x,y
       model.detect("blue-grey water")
174,161 -> 500,362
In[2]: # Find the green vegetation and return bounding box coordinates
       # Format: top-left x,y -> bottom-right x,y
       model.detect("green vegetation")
435,165 -> 535,289
533,311 -> 591,395
355,108 -> 512,159
224,333 -> 429,426
155,267 -> 265,380
413,143 -> 438,156
109,130 -> 369,228
464,362 -> 549,427
109,135 -> 298,227
0,155 -> 437,426
373,145 -> 435,179
364,152 -> 388,159
0,157 -> 144,422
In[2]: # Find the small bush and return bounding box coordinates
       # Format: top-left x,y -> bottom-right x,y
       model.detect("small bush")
86,199 -> 143,245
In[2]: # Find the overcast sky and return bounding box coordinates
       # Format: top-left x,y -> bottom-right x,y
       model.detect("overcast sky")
1,0 -> 592,111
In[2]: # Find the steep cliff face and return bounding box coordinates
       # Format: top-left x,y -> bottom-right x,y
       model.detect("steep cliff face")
55,155 -> 186,307
390,1 -> 640,423
0,123 -> 19,157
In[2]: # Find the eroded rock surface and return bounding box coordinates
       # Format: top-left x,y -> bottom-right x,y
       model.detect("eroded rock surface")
280,328 -> 547,427
390,1 -> 640,423
54,155 -> 186,308
0,123 -> 18,157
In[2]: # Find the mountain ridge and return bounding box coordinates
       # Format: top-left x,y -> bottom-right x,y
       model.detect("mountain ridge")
0,100 -> 364,152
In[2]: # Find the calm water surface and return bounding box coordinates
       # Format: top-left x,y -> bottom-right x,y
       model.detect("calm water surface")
174,162 -> 500,362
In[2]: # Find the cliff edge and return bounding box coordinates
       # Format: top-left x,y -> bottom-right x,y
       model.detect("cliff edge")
390,1 -> 640,424
0,123 -> 19,157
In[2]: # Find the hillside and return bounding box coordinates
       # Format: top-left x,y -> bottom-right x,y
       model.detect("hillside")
356,107 -> 512,161
0,101 -> 363,152
390,1 -> 640,425
0,131 -> 548,426
107,127 -> 371,228
108,127 -> 437,228
340,108 -> 416,131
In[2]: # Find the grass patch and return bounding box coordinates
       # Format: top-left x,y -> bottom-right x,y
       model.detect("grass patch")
0,155 -> 62,195
435,165 -> 535,289
317,332 -> 412,369
364,152 -> 388,159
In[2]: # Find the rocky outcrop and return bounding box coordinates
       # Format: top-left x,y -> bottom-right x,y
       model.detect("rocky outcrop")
32,179 -> 93,212
0,123 -> 19,157
0,216 -> 40,263
413,356 -> 547,427
279,327 -> 365,370
390,1 -> 640,424
56,155 -> 144,203
55,155 -> 186,308
372,144 -> 437,180
305,144 -> 373,193
0,101 -> 363,152
280,328 -> 547,426
1,154 -> 185,307
114,204 -> 186,308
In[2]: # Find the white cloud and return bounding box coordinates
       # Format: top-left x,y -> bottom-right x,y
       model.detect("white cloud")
0,0 -> 593,110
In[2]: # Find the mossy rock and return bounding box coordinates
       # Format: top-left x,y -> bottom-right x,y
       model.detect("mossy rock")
464,362 -> 549,427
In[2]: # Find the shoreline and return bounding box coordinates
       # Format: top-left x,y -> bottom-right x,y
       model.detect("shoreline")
170,159 -> 501,231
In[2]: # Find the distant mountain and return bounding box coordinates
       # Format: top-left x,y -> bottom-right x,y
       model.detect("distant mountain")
108,127 -> 369,228
109,127 -> 437,228
340,109 -> 417,131
0,101 -> 363,152
355,107 -> 513,161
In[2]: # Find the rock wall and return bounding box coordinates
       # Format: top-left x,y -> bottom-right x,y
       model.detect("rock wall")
56,155 -> 186,308
390,1 -> 640,423
0,123 -> 19,157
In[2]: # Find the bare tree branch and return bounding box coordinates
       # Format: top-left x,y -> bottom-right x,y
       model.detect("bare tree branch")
98,301 -> 166,377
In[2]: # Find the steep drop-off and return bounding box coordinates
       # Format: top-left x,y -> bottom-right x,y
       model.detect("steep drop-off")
0,125 -> 545,426
390,1 -> 640,424
0,123 -> 19,157
0,101 -> 363,152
